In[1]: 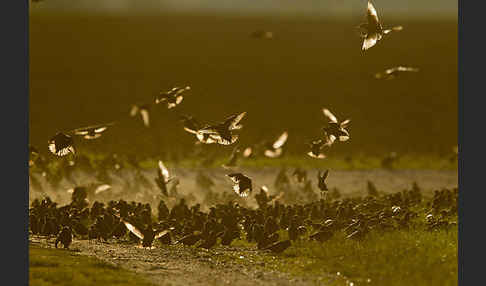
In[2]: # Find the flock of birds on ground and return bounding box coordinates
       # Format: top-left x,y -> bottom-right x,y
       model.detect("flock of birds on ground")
29,1 -> 457,253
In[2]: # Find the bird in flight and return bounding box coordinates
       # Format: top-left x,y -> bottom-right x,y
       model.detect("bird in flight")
130,103 -> 151,127
121,219 -> 172,248
227,172 -> 253,197
359,0 -> 403,51
264,131 -> 288,158
307,139 -> 329,159
155,86 -> 190,109
196,112 -> 246,145
72,122 -> 115,140
322,108 -> 351,144
48,132 -> 76,156
317,169 -> 330,192
154,160 -> 174,197
374,66 -> 420,80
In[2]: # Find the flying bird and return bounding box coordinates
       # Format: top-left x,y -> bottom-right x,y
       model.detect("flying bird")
264,131 -> 288,158
154,160 -> 173,196
322,108 -> 351,143
227,173 -> 253,197
374,66 -> 420,80
359,0 -> 403,51
130,104 -> 151,127
72,122 -> 115,140
48,132 -> 75,156
197,112 -> 246,145
307,139 -> 328,159
155,86 -> 190,109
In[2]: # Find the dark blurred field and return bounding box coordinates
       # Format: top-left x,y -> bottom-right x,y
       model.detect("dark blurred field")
29,12 -> 457,158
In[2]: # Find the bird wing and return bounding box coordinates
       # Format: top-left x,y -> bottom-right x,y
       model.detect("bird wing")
273,131 -> 288,149
307,151 -> 326,159
154,229 -> 171,239
216,135 -> 239,145
323,170 -> 329,180
130,105 -> 139,117
367,1 -> 382,32
94,184 -> 111,194
362,33 -> 380,51
264,148 -> 282,158
140,109 -> 150,127
158,160 -> 170,181
341,119 -> 351,128
228,112 -> 247,130
122,220 -> 144,240
322,108 -> 338,123
242,147 -> 252,158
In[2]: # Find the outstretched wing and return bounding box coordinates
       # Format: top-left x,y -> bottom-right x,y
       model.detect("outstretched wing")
264,148 -> 282,158
323,169 -> 329,180
322,108 -> 338,123
154,229 -> 171,239
228,112 -> 247,130
367,1 -> 381,32
140,109 -> 150,127
158,160 -> 170,181
122,220 -> 144,240
273,131 -> 288,149
94,184 -> 111,194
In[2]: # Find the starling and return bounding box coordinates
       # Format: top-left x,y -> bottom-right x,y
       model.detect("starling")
374,66 -> 420,80
48,132 -> 75,156
55,226 -> 73,249
72,122 -> 115,140
155,86 -> 190,108
154,160 -> 173,197
317,170 -> 330,192
359,0 -> 403,51
122,219 -> 172,248
227,173 -> 253,197
322,108 -> 351,143
264,240 -> 291,254
130,104 -> 151,127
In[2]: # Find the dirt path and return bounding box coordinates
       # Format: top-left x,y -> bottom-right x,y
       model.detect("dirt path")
30,237 -> 319,286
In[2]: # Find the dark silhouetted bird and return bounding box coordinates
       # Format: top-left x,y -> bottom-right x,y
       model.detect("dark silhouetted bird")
265,240 -> 291,254
55,226 -> 73,249
196,112 -> 246,145
322,108 -> 351,144
227,173 -> 253,197
317,170 -> 330,192
48,132 -> 75,156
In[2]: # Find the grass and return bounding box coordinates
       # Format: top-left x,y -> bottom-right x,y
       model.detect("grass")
216,228 -> 457,286
29,245 -> 154,286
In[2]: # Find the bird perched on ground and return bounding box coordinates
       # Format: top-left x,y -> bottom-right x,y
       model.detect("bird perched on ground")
264,131 -> 288,158
55,226 -> 73,249
317,170 -> 330,192
130,103 -> 151,127
359,0 -> 403,51
264,240 -> 291,254
374,66 -> 420,80
196,112 -> 246,145
175,231 -> 203,246
155,86 -> 190,109
227,173 -> 253,197
322,108 -> 351,144
154,160 -> 173,197
121,219 -> 172,248
72,122 -> 115,140
197,231 -> 224,249
48,132 -> 76,156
